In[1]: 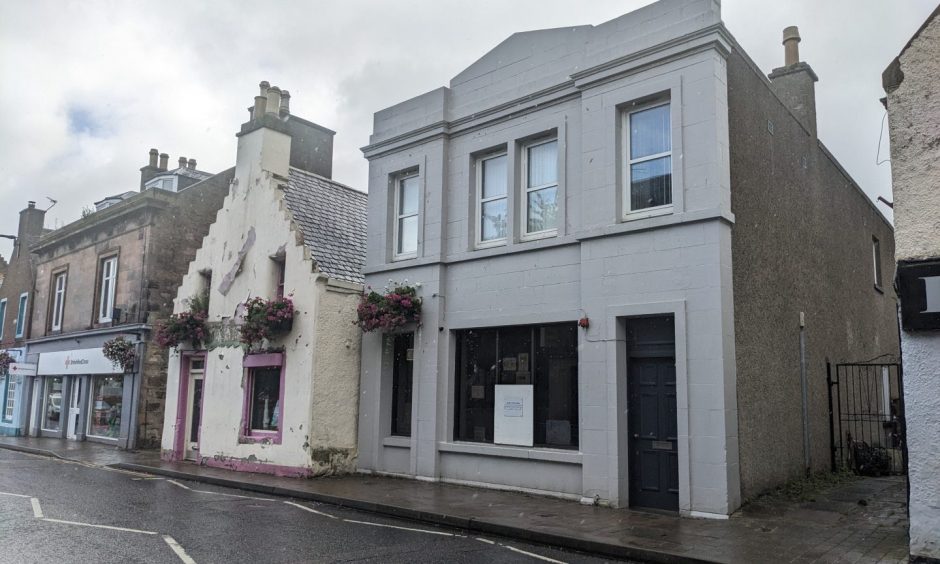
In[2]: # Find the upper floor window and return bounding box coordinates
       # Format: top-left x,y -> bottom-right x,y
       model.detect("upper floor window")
51,271 -> 67,331
98,256 -> 118,323
394,173 -> 419,259
872,236 -> 883,291
522,139 -> 558,238
476,153 -> 508,247
274,259 -> 286,299
624,102 -> 672,217
14,292 -> 28,338
0,299 -> 6,341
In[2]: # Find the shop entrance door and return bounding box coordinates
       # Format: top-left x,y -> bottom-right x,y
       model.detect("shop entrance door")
67,377 -> 82,439
184,358 -> 205,460
626,316 -> 678,512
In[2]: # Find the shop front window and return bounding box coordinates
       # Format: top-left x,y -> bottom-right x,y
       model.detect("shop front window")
454,323 -> 579,449
88,375 -> 123,439
42,377 -> 63,431
248,367 -> 281,433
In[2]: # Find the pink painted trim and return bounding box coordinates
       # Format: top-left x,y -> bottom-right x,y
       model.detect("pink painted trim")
240,353 -> 286,445
201,455 -> 312,478
243,352 -> 284,368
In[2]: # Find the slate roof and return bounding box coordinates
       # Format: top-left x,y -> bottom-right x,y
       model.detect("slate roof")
167,166 -> 214,181
283,168 -> 367,285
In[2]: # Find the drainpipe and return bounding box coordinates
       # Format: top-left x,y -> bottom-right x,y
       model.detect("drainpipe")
799,311 -> 812,475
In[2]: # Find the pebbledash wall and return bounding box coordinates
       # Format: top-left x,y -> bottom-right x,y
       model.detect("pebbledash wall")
883,7 -> 940,561
358,0 -> 899,517
360,0 -> 738,516
161,85 -> 365,477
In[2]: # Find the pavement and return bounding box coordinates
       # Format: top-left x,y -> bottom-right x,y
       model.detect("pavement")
0,437 -> 911,564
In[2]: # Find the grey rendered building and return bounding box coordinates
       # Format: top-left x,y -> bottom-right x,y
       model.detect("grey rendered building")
358,0 -> 898,517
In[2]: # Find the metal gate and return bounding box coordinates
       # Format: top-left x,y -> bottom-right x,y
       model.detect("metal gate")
827,362 -> 906,475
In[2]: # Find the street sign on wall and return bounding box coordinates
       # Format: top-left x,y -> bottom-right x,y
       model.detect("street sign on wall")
898,259 -> 940,331
9,363 -> 37,377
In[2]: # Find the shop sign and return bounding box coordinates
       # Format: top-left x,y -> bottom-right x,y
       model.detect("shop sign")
38,348 -> 124,376
9,363 -> 37,377
898,259 -> 940,331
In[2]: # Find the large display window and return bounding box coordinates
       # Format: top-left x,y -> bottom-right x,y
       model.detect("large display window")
88,375 -> 123,439
454,323 -> 579,449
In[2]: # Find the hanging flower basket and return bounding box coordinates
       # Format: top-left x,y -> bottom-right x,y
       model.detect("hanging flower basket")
154,290 -> 210,350
356,283 -> 422,333
102,337 -> 136,372
240,295 -> 295,350
0,351 -> 13,375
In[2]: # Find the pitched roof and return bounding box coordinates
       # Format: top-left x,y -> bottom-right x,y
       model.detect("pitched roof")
283,168 -> 367,284
167,166 -> 214,181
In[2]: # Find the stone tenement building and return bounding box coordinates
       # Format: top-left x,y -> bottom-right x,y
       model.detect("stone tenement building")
24,156 -> 233,449
357,0 -> 898,517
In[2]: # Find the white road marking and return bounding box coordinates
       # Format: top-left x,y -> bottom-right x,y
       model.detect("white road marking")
503,545 -> 567,563
343,519 -> 455,536
475,537 -> 496,545
30,497 -> 43,518
167,479 -> 273,501
42,517 -> 158,535
163,535 -> 197,564
283,501 -> 338,519
0,491 -> 31,498
167,480 -> 193,490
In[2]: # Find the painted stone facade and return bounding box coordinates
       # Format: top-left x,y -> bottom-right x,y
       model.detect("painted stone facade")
358,0 -> 899,517
883,7 -> 940,561
160,85 -> 366,477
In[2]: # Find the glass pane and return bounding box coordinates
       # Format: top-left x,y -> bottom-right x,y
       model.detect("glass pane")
534,324 -> 579,448
190,379 -> 203,443
249,368 -> 281,431
43,377 -> 63,431
399,176 -> 419,216
481,155 -> 507,199
526,187 -> 558,233
391,333 -> 414,437
480,198 -> 507,242
455,329 -> 498,443
89,375 -> 123,438
630,104 -> 671,159
397,215 -> 418,255
630,157 -> 672,211
527,141 -> 557,188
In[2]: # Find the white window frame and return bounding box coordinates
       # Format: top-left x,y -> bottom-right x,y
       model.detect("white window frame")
51,271 -> 67,331
14,292 -> 27,339
521,138 -> 559,241
0,298 -> 6,341
622,101 -> 674,221
3,376 -> 16,422
98,256 -> 118,323
475,151 -> 509,249
392,172 -> 419,261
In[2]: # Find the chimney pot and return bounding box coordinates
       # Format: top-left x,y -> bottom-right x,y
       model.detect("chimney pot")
253,95 -> 267,119
159,153 -> 169,170
259,81 -> 270,96
188,158 -> 196,170
148,148 -> 159,168
279,90 -> 291,117
178,157 -> 187,169
27,201 -> 35,209
266,86 -> 281,115
783,26 -> 801,66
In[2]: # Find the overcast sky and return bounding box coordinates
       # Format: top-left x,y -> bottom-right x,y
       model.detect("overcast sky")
0,0 -> 935,259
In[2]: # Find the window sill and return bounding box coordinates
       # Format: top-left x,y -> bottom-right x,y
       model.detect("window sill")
474,239 -> 507,251
520,229 -> 558,243
437,441 -> 582,464
621,204 -> 674,222
238,433 -> 282,445
392,253 -> 418,262
382,436 -> 412,449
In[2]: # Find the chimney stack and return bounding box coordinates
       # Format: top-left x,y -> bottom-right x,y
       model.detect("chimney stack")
159,153 -> 169,170
15,200 -> 46,260
768,25 -> 818,137
178,156 -> 187,169
188,158 -> 196,170
140,148 -> 162,189
266,86 -> 282,115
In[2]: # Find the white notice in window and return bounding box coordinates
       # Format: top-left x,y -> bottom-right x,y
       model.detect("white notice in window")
504,396 -> 524,417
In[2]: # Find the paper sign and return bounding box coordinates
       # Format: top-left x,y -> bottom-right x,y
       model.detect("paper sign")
471,385 -> 485,399
503,396 -> 524,417
494,385 -> 533,446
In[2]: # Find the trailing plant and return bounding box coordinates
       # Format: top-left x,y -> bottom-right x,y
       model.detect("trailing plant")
154,290 -> 210,350
356,281 -> 422,333
0,351 -> 13,375
240,295 -> 295,350
102,337 -> 136,372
